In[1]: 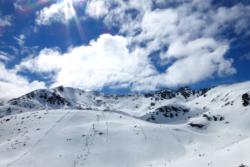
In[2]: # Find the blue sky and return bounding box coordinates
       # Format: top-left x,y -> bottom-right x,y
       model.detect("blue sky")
0,0 -> 250,99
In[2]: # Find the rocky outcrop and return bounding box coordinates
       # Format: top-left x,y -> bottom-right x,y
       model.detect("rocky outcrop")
141,105 -> 190,123
242,93 -> 250,107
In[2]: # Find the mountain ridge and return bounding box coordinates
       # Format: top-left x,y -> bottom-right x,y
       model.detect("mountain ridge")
1,81 -> 249,123
0,84 -> 210,117
0,81 -> 250,167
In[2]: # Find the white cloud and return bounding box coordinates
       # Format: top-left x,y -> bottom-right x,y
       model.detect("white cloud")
241,52 -> 250,61
13,34 -> 26,47
0,55 -> 9,62
0,63 -> 46,100
0,15 -> 12,27
0,51 -> 11,62
36,0 -> 76,25
17,34 -> 157,90
161,38 -> 236,85
164,42 -> 236,86
165,38 -> 222,59
133,1 -> 250,51
17,34 -> 236,92
18,0 -> 250,91
211,4 -> 250,35
86,0 -> 249,89
132,38 -> 236,89
85,0 -> 109,18
0,13 -> 12,36
141,9 -> 178,39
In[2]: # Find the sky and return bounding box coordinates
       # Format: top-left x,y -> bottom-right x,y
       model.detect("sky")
0,0 -> 250,99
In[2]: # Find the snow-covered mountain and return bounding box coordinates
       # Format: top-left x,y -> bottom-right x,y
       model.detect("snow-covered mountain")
0,81 -> 250,167
0,85 -> 207,117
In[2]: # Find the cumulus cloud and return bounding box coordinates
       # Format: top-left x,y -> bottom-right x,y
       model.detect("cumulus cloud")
0,63 -> 45,100
36,0 -> 76,25
17,34 -> 157,90
17,34 -> 236,91
85,0 -> 109,19
164,42 -> 235,85
84,0 -> 249,89
18,0 -> 250,91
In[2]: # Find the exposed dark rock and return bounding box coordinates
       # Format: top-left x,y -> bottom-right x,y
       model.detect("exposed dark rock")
150,102 -> 155,106
8,100 -> 18,105
213,116 -> 217,121
189,123 -> 205,128
242,93 -> 250,106
157,89 -> 176,99
202,114 -> 224,122
144,93 -> 153,98
144,86 -> 211,99
46,92 -> 69,106
5,118 -> 11,122
198,88 -> 211,96
7,89 -> 72,111
6,107 -> 12,115
176,87 -> 195,98
156,105 -> 189,114
98,132 -> 104,135
58,86 -> 64,92
146,115 -> 155,121
219,116 -> 224,121
26,92 -> 35,99
143,105 -> 190,122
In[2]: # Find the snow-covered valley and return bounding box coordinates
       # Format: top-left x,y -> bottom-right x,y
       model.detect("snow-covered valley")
0,81 -> 250,167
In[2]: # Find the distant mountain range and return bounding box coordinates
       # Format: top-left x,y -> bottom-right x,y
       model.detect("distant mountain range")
0,85 -> 210,116
0,81 -> 249,167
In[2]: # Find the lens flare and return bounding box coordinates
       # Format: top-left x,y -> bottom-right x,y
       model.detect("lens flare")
63,0 -> 84,40
15,0 -> 52,13
15,0 -> 85,42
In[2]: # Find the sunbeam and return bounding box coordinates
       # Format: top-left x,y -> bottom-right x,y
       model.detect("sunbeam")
62,0 -> 85,41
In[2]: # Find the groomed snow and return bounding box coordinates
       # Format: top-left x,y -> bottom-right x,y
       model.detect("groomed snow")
0,81 -> 250,167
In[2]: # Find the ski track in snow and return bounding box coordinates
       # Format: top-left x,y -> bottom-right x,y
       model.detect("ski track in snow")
0,81 -> 250,167
6,110 -> 73,167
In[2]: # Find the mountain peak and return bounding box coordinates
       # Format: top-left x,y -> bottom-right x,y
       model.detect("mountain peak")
1,81 -> 249,119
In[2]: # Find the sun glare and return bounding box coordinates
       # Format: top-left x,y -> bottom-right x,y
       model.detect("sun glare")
62,0 -> 85,40
63,0 -> 76,20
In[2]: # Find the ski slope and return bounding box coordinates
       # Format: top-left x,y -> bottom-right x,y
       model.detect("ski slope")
0,81 -> 250,167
